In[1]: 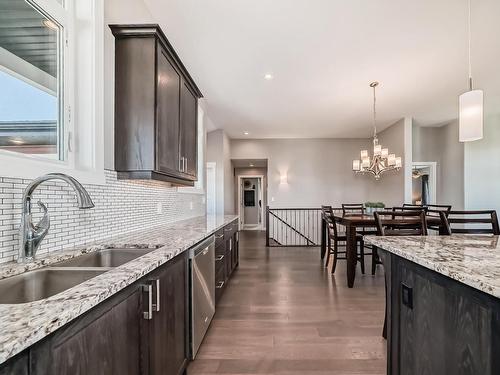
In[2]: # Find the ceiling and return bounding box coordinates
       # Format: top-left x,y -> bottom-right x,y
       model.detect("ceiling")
0,0 -> 58,78
145,0 -> 500,138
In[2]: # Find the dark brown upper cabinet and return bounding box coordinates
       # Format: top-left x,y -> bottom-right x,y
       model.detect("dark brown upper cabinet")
111,24 -> 202,186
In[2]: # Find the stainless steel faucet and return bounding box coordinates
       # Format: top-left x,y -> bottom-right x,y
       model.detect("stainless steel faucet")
18,173 -> 95,263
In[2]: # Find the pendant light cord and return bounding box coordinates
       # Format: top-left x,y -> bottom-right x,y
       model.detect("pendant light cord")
468,0 -> 473,90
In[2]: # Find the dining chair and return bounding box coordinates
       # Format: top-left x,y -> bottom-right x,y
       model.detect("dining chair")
374,210 -> 428,236
442,210 -> 500,235
425,204 -> 452,232
400,204 -> 452,234
323,207 -> 365,274
342,203 -> 364,215
374,209 -> 429,339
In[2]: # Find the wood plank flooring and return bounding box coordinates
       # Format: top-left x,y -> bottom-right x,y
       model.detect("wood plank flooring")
188,231 -> 386,375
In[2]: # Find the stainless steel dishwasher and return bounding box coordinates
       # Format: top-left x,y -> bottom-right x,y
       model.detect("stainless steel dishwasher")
189,236 -> 215,358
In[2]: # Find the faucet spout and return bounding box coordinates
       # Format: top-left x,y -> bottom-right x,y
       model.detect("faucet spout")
18,173 -> 95,263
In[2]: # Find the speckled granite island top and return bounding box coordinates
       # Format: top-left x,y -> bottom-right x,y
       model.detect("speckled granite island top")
0,214 -> 237,365
365,234 -> 500,298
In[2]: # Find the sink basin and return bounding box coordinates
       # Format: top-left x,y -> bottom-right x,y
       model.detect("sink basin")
0,268 -> 106,304
54,248 -> 154,268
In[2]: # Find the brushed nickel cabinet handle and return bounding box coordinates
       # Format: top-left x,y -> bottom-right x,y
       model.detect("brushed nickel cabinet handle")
216,281 -> 225,289
143,284 -> 153,320
152,279 -> 160,312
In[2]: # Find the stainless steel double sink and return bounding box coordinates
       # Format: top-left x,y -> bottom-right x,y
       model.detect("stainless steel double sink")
0,248 -> 154,304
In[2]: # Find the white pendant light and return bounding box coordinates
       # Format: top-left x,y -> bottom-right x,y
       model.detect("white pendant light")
459,0 -> 483,142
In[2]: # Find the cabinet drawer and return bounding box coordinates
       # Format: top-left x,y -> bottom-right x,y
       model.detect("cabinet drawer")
215,241 -> 226,256
224,224 -> 236,240
214,229 -> 224,247
215,267 -> 226,303
215,253 -> 226,275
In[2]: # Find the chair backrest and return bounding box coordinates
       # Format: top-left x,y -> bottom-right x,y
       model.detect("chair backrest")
393,206 -> 428,213
323,206 -> 340,237
321,205 -> 333,223
426,204 -> 452,217
342,203 -> 364,215
374,210 -> 428,236
444,210 -> 500,235
403,203 -> 424,209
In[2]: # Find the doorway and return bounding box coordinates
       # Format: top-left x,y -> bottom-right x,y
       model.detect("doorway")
412,162 -> 437,205
238,175 -> 264,230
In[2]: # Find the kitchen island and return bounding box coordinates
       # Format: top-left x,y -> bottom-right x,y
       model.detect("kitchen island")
365,235 -> 500,375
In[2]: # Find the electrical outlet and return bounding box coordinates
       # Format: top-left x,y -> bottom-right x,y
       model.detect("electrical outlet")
271,197 -> 275,202
190,201 -> 194,210
156,202 -> 163,214
202,196 -> 206,204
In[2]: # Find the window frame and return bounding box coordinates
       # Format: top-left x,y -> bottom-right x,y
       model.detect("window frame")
0,0 -> 105,184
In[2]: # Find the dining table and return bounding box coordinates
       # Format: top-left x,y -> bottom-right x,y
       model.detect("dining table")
320,212 -> 446,288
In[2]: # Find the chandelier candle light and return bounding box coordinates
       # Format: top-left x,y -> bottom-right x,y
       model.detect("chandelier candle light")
352,82 -> 402,180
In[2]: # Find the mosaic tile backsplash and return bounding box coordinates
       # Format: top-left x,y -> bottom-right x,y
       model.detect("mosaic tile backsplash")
0,170 -> 205,263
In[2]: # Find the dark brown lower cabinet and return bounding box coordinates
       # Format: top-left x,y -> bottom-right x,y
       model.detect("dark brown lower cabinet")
380,249 -> 500,375
30,284 -> 143,375
147,252 -> 188,375
0,352 -> 28,375
215,220 -> 239,304
2,252 -> 189,375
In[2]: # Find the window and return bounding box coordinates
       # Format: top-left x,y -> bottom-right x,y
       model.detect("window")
0,0 -> 65,160
0,0 -> 105,184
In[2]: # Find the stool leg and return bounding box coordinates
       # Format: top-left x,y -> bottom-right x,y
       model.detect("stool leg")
372,246 -> 378,275
325,236 -> 331,268
331,239 -> 339,274
359,240 -> 365,274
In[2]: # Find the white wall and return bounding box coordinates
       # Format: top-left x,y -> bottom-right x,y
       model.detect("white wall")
230,120 -> 408,209
464,113 -> 500,213
413,120 -> 464,209
223,131 -> 234,214
206,129 -> 234,214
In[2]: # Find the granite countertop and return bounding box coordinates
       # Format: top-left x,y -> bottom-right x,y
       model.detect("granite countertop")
0,214 -> 238,365
365,234 -> 500,298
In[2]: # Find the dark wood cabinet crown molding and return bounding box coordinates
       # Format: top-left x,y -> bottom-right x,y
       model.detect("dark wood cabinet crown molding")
109,24 -> 202,99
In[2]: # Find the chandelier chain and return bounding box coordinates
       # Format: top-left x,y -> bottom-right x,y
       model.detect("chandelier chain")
373,84 -> 377,138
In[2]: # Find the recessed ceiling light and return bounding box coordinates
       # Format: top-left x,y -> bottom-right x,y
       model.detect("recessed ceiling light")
243,131 -> 249,135
264,73 -> 273,80
249,164 -> 254,167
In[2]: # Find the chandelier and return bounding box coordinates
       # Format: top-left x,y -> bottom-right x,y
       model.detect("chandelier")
352,82 -> 402,180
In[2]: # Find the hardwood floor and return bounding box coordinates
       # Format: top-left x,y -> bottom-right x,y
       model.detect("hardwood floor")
188,231 -> 386,375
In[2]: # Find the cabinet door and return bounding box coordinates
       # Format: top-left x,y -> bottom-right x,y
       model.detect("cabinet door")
225,237 -> 233,279
0,352 -> 28,375
179,81 -> 198,178
399,263 -> 492,375
156,46 -> 181,176
30,286 -> 144,375
148,253 -> 188,375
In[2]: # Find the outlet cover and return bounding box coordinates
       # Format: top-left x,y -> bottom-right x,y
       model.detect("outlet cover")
156,202 -> 163,214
